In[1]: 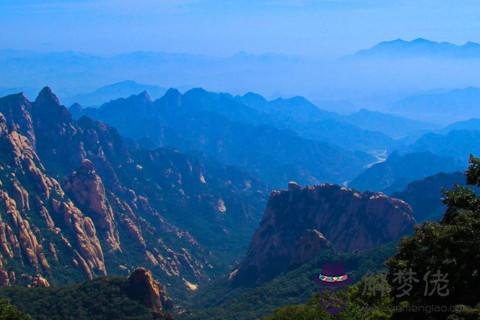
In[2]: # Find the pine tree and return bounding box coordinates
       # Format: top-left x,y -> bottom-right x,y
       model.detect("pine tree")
387,155 -> 480,320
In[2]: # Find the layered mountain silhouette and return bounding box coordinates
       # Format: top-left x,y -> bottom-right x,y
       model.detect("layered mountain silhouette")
392,87 -> 480,123
0,49 -> 299,101
64,80 -> 167,107
392,172 -> 466,222
408,130 -> 480,160
350,151 -> 464,193
353,38 -> 480,59
343,109 -> 436,139
0,88 -> 268,296
442,118 -> 480,133
70,89 -> 408,187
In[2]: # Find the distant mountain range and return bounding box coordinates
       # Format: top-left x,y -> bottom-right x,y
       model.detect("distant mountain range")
392,87 -> 480,124
4,41 -> 480,111
392,172 -> 466,222
353,38 -> 480,59
0,49 -> 301,100
343,109 -> 437,139
350,151 -> 464,194
65,83 -> 433,140
441,118 -> 480,133
63,80 -> 167,107
66,86 -> 480,193
72,89 -> 379,187
406,129 -> 480,161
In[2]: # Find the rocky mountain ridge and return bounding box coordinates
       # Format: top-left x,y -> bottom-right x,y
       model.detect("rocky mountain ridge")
232,182 -> 415,285
71,89 -> 380,187
0,88 -> 267,296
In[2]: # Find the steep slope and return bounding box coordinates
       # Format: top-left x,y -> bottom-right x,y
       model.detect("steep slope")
231,183 -> 414,285
392,172 -> 466,222
0,89 -> 267,296
74,89 -> 375,187
349,151 -> 464,193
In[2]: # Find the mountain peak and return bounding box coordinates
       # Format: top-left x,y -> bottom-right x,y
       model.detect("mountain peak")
35,86 -> 60,105
161,88 -> 182,105
411,37 -> 434,44
353,38 -> 480,59
242,92 -> 267,103
232,183 -> 414,285
137,90 -> 152,102
164,88 -> 181,98
33,87 -> 72,124
184,87 -> 208,97
126,268 -> 173,314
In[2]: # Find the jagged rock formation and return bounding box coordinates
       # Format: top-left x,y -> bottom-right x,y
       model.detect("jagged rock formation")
64,159 -> 121,252
232,183 -> 415,285
126,268 -> 173,314
30,275 -> 50,288
0,88 -> 267,294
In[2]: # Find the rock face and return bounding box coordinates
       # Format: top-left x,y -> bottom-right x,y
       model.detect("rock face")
0,88 -> 266,293
232,183 -> 415,285
64,159 -> 121,252
30,275 -> 50,288
126,268 -> 173,314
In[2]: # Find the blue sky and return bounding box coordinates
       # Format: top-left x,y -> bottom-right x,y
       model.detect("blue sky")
1,0 -> 479,57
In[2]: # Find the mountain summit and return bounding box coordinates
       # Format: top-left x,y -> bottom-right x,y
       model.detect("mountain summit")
352,38 -> 480,59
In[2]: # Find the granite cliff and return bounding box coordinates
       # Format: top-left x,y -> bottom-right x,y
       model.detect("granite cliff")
0,88 -> 267,295
232,182 -> 415,285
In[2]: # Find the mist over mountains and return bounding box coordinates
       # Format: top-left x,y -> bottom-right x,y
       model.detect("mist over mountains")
66,85 -> 479,197
3,38 -> 480,119
392,87 -> 480,123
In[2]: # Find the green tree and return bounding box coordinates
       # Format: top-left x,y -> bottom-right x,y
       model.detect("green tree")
263,290 -> 343,320
339,274 -> 393,320
387,155 -> 480,320
0,298 -> 31,320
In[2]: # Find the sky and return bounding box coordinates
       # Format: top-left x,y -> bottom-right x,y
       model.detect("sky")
1,0 -> 480,57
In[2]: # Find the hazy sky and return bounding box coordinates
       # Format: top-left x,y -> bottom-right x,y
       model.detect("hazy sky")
1,0 -> 479,57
